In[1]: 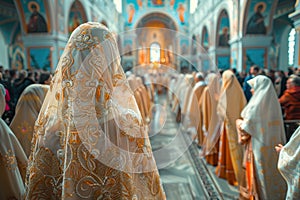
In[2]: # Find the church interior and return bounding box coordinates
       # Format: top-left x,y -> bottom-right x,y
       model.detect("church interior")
0,0 -> 300,199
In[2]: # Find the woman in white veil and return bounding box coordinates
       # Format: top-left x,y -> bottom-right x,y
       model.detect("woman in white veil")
236,75 -> 286,199
25,22 -> 165,199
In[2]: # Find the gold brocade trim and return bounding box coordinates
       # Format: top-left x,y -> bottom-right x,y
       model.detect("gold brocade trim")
1,150 -> 17,171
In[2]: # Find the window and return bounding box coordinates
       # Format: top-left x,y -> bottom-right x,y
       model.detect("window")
288,28 -> 295,66
190,0 -> 199,14
113,0 -> 122,13
150,43 -> 161,63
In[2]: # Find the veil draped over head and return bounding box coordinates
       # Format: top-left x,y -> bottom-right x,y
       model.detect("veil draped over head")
240,75 -> 286,199
201,73 -> 221,156
26,22 -> 165,199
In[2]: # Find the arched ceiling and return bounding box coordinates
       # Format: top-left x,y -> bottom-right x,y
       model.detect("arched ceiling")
136,12 -> 177,31
0,0 -> 19,43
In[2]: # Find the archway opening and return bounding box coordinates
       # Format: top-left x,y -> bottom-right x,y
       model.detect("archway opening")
150,42 -> 161,63
68,0 -> 87,34
135,12 -> 177,65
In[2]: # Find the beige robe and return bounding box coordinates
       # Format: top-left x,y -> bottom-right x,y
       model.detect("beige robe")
25,23 -> 165,199
186,81 -> 206,146
278,126 -> 300,199
10,84 -> 49,157
0,84 -> 27,200
216,70 -> 246,186
136,77 -> 152,122
240,75 -> 287,199
201,74 -> 221,166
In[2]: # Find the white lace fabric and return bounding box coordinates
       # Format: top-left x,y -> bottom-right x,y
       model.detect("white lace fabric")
26,22 -> 165,199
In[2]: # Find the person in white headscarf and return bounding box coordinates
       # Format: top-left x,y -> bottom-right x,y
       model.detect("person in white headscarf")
0,84 -> 27,200
276,126 -> 300,199
25,22 -> 166,199
236,75 -> 287,199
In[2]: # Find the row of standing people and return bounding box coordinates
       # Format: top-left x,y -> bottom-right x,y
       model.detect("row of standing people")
168,69 -> 300,199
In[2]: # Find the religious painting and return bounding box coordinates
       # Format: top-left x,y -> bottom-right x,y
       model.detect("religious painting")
127,3 -> 135,24
9,44 -> 25,70
171,0 -> 188,25
217,10 -> 230,47
245,0 -> 273,35
201,26 -> 209,51
177,3 -> 186,24
123,1 -> 140,26
19,0 -> 50,33
68,0 -> 87,34
217,55 -> 230,70
28,47 -> 52,71
148,0 -> 165,7
244,48 -> 266,71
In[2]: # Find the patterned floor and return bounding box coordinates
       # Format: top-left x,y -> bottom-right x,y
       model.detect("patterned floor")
149,93 -> 239,200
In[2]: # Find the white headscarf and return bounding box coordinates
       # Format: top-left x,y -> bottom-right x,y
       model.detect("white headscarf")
240,75 -> 287,199
26,22 -> 165,199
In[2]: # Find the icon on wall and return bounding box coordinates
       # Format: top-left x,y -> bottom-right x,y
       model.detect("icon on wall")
28,47 -> 52,71
244,48 -> 266,71
22,1 -> 49,33
217,11 -> 230,47
246,2 -> 268,35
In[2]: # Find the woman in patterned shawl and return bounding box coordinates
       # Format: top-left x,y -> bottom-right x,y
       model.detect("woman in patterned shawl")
25,22 -> 166,199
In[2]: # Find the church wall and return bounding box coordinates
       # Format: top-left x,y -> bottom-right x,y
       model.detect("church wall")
0,0 -> 121,71
190,0 -> 296,73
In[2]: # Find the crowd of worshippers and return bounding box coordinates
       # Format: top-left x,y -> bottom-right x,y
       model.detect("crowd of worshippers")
0,23 -> 300,199
0,67 -> 52,124
0,59 -> 299,199
166,67 -> 300,199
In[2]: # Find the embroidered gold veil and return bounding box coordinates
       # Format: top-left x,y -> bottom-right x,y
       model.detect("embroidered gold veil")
26,22 -> 165,199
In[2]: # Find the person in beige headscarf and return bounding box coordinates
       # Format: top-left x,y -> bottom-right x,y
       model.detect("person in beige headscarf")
172,74 -> 191,122
181,74 -> 195,120
10,84 -> 49,157
201,73 -> 221,166
185,72 -> 206,146
136,77 -> 152,123
172,74 -> 184,120
216,70 -> 246,186
0,84 -> 27,200
25,22 -> 166,199
236,75 -> 287,200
